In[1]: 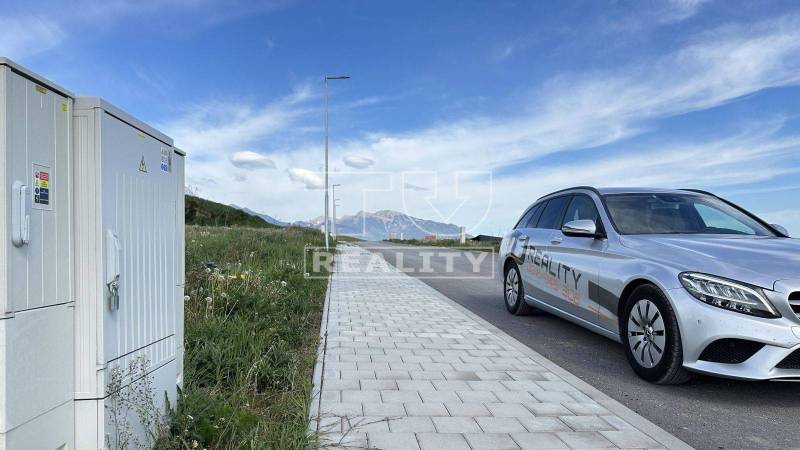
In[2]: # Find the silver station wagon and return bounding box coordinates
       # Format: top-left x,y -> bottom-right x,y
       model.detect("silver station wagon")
499,187 -> 800,384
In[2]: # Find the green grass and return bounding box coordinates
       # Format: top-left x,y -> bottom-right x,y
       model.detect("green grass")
159,225 -> 328,449
385,238 -> 500,253
333,234 -> 363,243
185,195 -> 278,229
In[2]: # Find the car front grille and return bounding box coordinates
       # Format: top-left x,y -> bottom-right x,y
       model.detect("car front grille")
789,292 -> 800,319
698,338 -> 765,364
776,349 -> 800,370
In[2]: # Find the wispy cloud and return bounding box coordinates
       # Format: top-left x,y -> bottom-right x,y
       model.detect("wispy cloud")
0,16 -> 65,59
0,0 -> 291,59
659,0 -> 710,23
331,14 -> 800,177
163,12 -> 800,233
760,209 -> 800,237
164,86 -> 313,161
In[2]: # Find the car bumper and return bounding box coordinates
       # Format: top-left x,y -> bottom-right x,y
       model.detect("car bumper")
668,287 -> 800,380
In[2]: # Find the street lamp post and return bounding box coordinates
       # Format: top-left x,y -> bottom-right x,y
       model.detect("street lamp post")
324,75 -> 350,251
332,183 -> 341,240
333,198 -> 341,239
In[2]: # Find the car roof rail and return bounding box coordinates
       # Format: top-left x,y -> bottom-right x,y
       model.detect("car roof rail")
537,186 -> 600,201
680,188 -> 718,197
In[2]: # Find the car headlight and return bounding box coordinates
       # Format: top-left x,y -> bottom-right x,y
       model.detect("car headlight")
679,272 -> 780,318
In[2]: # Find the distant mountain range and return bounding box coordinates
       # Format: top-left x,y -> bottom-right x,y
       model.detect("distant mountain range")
232,204 -> 462,241
232,205 -> 290,227
294,210 -> 462,241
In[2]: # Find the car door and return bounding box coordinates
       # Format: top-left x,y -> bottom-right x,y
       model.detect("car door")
546,194 -> 607,325
520,195 -> 574,311
510,202 -> 543,298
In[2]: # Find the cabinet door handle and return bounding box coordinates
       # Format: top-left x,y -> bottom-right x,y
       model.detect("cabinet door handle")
106,230 -> 122,310
11,181 -> 30,247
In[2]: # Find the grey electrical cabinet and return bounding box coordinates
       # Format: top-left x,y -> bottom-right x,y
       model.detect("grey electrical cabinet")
73,97 -> 185,449
0,58 -> 75,449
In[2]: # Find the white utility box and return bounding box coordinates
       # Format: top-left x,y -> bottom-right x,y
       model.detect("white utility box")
1,58 -> 184,449
73,98 -> 185,449
0,58 -> 75,450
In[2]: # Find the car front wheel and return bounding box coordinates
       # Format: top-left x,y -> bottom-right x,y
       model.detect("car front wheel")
621,284 -> 691,385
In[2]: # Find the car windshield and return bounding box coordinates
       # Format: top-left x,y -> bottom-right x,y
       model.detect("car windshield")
603,193 -> 774,236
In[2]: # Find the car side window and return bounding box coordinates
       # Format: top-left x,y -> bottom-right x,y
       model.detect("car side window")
536,196 -> 571,229
524,203 -> 545,228
563,195 -> 600,225
514,206 -> 536,229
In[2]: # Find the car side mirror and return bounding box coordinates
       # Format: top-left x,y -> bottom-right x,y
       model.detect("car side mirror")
562,219 -> 599,238
770,223 -> 789,237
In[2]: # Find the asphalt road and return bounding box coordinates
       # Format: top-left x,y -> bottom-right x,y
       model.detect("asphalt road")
360,241 -> 800,450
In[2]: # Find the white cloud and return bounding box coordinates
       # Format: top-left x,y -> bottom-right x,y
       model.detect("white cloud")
659,0 -> 709,23
230,151 -> 276,170
343,155 -> 375,169
170,14 -> 800,232
0,16 -> 65,59
287,168 -> 324,189
0,0 -> 290,59
164,89 -> 312,161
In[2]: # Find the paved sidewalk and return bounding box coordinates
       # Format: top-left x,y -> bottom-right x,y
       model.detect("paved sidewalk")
310,245 -> 691,450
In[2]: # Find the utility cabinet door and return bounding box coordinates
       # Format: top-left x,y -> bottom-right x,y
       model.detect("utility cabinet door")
101,113 -> 177,365
5,69 -> 72,313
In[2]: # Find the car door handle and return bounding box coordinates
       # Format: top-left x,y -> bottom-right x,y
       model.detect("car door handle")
550,236 -> 563,245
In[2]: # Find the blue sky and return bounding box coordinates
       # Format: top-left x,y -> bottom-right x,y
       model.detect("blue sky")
3,0 -> 800,235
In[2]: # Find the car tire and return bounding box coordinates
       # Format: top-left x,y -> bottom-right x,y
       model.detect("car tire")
504,261 -> 534,315
621,284 -> 691,385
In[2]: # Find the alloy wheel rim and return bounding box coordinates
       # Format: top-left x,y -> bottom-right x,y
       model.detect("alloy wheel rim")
627,299 -> 666,368
505,269 -> 519,307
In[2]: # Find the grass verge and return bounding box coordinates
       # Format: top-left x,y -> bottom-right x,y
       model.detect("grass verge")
385,238 -> 500,253
159,225 -> 327,449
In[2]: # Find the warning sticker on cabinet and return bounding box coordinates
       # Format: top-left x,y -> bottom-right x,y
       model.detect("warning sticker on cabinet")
33,164 -> 52,209
160,147 -> 171,173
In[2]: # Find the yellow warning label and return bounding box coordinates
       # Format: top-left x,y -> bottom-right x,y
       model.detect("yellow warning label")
35,85 -> 47,95
138,156 -> 148,173
61,102 -> 68,112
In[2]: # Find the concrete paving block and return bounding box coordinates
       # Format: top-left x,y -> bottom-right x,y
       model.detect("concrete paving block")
476,417 -> 527,433
445,402 -> 492,417
405,402 -> 450,417
486,402 -> 536,418
369,432 -> 421,450
464,433 -> 521,449
389,416 -> 437,433
560,415 -> 615,432
382,390 -> 423,403
433,417 -> 483,433
555,431 -> 616,449
361,379 -> 398,391
510,432 -> 569,449
420,390 -> 461,403
417,433 -> 471,450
